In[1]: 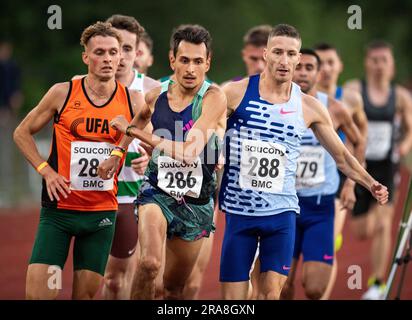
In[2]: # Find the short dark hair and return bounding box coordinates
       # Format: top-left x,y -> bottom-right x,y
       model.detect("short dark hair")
313,42 -> 341,58
243,25 -> 272,47
106,14 -> 145,44
300,48 -> 321,69
170,24 -> 212,57
140,31 -> 153,53
365,40 -> 393,55
269,24 -> 301,41
80,21 -> 122,48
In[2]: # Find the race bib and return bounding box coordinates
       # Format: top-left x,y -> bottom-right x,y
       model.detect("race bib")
296,146 -> 325,190
365,121 -> 393,161
239,140 -> 286,193
157,156 -> 203,200
70,141 -> 114,191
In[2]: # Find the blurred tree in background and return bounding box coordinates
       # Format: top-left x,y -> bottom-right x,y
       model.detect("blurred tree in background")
1,0 -> 412,115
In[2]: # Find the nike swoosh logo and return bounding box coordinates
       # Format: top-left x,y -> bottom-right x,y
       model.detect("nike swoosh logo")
282,265 -> 291,270
128,247 -> 136,256
280,108 -> 296,115
323,254 -> 334,260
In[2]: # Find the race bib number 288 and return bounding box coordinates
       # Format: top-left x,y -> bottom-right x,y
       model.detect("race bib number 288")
239,140 -> 286,193
70,141 -> 114,191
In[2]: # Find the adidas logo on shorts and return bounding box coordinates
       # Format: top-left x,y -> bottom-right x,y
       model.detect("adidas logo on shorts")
98,218 -> 113,227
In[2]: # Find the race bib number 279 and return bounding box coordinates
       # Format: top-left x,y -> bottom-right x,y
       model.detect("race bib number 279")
70,141 -> 114,191
239,140 -> 286,193
295,145 -> 325,189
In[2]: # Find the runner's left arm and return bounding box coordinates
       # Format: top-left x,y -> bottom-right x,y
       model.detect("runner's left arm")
304,94 -> 388,205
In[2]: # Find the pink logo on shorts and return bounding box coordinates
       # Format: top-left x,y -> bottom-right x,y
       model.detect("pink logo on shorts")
194,230 -> 208,240
282,265 -> 291,271
323,254 -> 334,260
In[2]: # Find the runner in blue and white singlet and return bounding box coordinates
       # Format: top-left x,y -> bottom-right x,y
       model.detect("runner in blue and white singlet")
220,75 -> 306,215
219,73 -> 307,285
217,32 -> 388,301
294,92 -> 337,270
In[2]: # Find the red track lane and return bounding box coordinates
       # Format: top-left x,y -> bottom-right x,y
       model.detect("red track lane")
0,168 -> 411,300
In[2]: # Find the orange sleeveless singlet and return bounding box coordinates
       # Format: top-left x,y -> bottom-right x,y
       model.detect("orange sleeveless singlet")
42,77 -> 134,211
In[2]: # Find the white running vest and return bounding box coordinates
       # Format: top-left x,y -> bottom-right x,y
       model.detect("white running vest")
117,70 -> 145,204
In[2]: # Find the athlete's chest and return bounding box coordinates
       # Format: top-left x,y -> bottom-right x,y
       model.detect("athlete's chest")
57,102 -> 124,143
152,96 -> 194,139
367,87 -> 391,106
231,99 -> 303,144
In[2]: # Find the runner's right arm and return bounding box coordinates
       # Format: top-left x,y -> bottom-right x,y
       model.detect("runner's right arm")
222,78 -> 248,117
329,98 -> 364,162
342,88 -> 368,160
109,86 -> 226,164
143,76 -> 161,93
340,83 -> 368,208
13,83 -> 72,201
98,88 -> 155,179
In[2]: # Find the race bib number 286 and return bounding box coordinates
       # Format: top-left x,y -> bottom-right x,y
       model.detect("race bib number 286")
70,141 -> 114,191
239,140 -> 286,193
157,156 -> 203,200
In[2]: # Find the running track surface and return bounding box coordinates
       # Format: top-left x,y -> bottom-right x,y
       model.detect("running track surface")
1,167 -> 411,300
